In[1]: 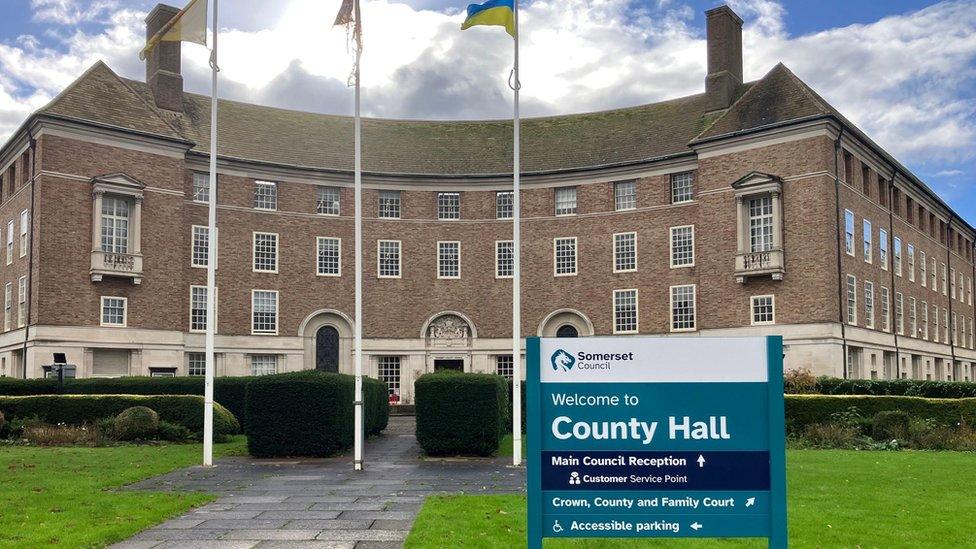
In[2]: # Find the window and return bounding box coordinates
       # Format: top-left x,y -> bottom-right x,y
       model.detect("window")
437,192 -> 460,220
960,272 -> 966,303
554,237 -> 577,276
554,187 -> 577,216
187,352 -> 205,376
895,292 -> 904,335
4,221 -> 11,264
879,229 -> 888,270
922,301 -> 929,340
951,268 -> 957,299
909,297 -> 917,338
942,264 -> 948,296
907,245 -> 915,282
378,356 -> 401,398
844,210 -> 855,256
438,241 -> 460,279
893,237 -> 902,276
495,355 -> 514,380
253,181 -> 277,210
613,289 -> 638,334
953,312 -> 958,345
670,226 -> 695,268
933,304 -> 940,342
316,237 -> 341,276
614,180 -> 636,211
881,287 -> 890,332
100,196 -> 129,254
613,232 -> 636,273
191,226 -> 210,268
969,278 -> 973,306
252,232 -> 278,273
3,283 -> 9,331
378,190 -> 400,219
944,308 -> 950,343
250,354 -> 277,376
749,196 -> 773,252
864,281 -> 875,329
19,210 -> 27,257
751,295 -> 775,325
863,220 -> 872,263
670,285 -> 697,332
189,285 -> 215,332
317,186 -> 341,216
931,257 -> 937,289
17,276 -> 26,328
496,240 -> 514,278
192,173 -> 210,203
920,251 -> 927,287
378,240 -> 401,278
670,172 -> 694,204
100,296 -> 126,327
496,191 -> 513,219
846,275 -> 857,325
251,290 -> 278,334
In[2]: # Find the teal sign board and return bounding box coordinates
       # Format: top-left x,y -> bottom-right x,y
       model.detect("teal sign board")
527,336 -> 787,548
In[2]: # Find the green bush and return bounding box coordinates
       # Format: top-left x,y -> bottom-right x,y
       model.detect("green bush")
0,395 -> 238,437
871,410 -> 910,440
0,377 -> 57,395
158,420 -> 192,442
0,410 -> 5,437
114,406 -> 159,441
784,368 -> 818,394
814,377 -> 976,399
786,395 -> 976,433
245,371 -> 389,457
416,371 -> 508,456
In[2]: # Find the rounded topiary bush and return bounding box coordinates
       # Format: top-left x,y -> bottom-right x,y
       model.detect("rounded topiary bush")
115,406 -> 159,441
871,410 -> 910,440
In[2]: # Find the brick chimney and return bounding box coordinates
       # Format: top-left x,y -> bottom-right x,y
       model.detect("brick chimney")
145,4 -> 184,112
704,5 -> 743,111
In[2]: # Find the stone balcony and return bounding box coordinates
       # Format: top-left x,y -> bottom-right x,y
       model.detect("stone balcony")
734,248 -> 785,284
90,250 -> 143,284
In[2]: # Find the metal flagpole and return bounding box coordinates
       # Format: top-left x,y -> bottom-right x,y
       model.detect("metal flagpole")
203,0 -> 219,467
353,0 -> 364,472
511,0 -> 522,468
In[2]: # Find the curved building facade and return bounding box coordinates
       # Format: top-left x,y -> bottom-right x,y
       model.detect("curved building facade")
0,4 -> 974,400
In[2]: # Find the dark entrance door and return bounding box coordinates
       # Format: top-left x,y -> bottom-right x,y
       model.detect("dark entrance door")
434,359 -> 464,371
315,326 -> 340,372
556,324 -> 579,338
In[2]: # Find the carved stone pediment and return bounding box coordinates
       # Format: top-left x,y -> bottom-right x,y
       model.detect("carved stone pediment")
427,314 -> 470,347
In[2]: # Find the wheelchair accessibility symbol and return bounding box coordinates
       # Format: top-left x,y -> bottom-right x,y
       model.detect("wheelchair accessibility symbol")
552,520 -> 564,533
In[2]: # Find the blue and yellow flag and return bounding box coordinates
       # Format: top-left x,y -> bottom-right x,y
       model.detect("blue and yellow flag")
461,0 -> 516,37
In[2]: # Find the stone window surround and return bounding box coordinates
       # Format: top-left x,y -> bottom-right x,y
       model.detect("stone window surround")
732,172 -> 784,284
90,174 -> 144,285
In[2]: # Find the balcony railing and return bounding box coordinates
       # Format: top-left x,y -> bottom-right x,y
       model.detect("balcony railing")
91,250 -> 143,284
735,248 -> 784,283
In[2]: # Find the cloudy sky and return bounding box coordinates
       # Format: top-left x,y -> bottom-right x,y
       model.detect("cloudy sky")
1,0 -> 974,220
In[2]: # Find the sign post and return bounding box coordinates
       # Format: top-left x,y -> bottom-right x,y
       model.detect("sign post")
527,336 -> 786,548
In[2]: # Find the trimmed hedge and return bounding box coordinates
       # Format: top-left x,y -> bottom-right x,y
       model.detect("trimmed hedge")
0,394 -> 239,436
813,377 -> 976,399
244,371 -> 389,457
416,371 -> 508,456
785,394 -> 976,432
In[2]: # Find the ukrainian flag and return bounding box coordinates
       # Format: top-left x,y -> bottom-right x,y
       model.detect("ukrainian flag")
461,0 -> 516,37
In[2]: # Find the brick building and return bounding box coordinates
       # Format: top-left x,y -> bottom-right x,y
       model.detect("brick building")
0,4 -> 973,401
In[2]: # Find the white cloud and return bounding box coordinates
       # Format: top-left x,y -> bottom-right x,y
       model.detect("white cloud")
0,0 -> 974,173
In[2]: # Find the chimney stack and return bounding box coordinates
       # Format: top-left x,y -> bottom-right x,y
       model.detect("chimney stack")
145,4 -> 184,112
704,5 -> 743,111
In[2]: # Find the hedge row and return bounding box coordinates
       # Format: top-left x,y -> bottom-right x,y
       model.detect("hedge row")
244,371 -> 389,457
785,394 -> 976,432
0,394 -> 239,436
416,371 -> 508,456
813,377 -> 976,399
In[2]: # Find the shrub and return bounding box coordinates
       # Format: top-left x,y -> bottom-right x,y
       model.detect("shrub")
96,416 -> 116,438
813,377 -> 976,399
115,406 -> 159,441
784,368 -> 818,394
23,423 -> 105,446
0,395 -> 238,436
871,410 -> 910,441
158,420 -> 192,442
362,377 -> 390,437
785,395 -> 976,433
0,410 -> 5,436
416,371 -> 508,456
0,377 -> 57,396
795,423 -> 864,449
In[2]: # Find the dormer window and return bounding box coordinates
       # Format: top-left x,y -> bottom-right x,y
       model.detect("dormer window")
732,172 -> 784,283
90,173 -> 144,284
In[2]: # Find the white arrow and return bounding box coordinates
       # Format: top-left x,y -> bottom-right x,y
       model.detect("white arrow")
745,497 -> 756,508
691,522 -> 703,531
697,455 -> 705,468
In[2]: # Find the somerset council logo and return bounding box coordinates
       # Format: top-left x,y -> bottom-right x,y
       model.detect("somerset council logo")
551,349 -> 576,372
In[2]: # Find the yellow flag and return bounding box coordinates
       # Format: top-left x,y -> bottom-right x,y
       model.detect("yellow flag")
140,0 -> 208,61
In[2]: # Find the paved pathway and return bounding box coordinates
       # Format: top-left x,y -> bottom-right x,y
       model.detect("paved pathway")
112,416 -> 525,549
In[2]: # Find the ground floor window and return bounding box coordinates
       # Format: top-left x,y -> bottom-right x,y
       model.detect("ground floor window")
100,296 -> 127,327
250,354 -> 277,376
378,356 -> 401,400
670,285 -> 697,331
613,289 -> 638,334
188,352 -> 205,376
751,295 -> 774,325
496,355 -> 514,379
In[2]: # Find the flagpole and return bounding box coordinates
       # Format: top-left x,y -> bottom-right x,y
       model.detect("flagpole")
353,1 -> 365,472
511,0 -> 522,468
203,0 -> 219,468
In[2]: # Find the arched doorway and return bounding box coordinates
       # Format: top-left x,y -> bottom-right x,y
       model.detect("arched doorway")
315,326 -> 340,372
556,324 -> 579,338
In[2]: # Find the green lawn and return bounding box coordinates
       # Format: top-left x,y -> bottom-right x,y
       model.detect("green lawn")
0,437 -> 247,547
498,433 -> 526,458
406,449 -> 976,548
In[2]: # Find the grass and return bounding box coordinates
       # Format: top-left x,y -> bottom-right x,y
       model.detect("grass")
497,433 -> 526,458
0,436 -> 247,547
405,449 -> 976,548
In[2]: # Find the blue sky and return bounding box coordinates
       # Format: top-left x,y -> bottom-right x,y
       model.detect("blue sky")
0,0 -> 973,222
